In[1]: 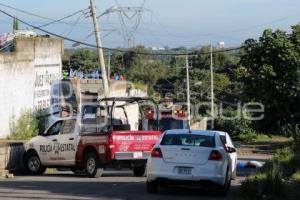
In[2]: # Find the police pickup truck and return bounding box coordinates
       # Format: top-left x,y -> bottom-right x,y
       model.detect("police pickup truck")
24,97 -> 161,178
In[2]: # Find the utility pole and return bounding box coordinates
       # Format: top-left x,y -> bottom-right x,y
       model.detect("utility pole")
90,0 -> 109,96
107,52 -> 111,80
186,55 -> 191,128
210,44 -> 214,129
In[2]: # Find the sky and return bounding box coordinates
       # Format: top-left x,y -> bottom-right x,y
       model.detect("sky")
0,0 -> 300,48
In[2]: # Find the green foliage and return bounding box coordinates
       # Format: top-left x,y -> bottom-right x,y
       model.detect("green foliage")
13,17 -> 19,31
9,110 -> 39,140
254,134 -> 291,142
238,25 -> 300,141
238,174 -> 267,200
127,60 -> 168,95
238,132 -> 258,143
239,163 -> 287,200
264,162 -> 287,199
214,107 -> 257,141
262,148 -> 300,177
69,49 -> 99,71
190,46 -> 239,71
291,171 -> 300,184
189,69 -> 231,103
239,147 -> 300,200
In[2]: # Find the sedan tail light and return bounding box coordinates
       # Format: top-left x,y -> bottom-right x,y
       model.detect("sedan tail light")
208,150 -> 222,161
151,148 -> 163,158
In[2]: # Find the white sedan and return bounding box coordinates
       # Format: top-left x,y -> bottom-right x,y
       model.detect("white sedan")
146,129 -> 237,196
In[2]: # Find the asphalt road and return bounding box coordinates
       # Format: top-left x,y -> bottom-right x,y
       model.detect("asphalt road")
0,171 -> 245,200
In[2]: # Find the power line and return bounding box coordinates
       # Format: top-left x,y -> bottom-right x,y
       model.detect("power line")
0,2 -> 53,20
38,9 -> 89,28
63,12 -> 85,37
160,76 -> 240,107
0,3 -> 92,29
146,1 -> 300,38
0,9 -> 244,56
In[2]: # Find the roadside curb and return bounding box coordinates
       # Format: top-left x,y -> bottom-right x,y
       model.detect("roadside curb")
0,170 -> 14,179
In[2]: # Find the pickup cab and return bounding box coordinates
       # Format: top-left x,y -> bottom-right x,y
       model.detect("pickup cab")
24,97 -> 161,177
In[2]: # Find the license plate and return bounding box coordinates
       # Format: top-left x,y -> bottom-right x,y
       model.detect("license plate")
133,152 -> 143,158
177,167 -> 192,175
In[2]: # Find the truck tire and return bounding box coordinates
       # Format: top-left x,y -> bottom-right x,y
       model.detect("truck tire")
133,166 -> 146,177
146,180 -> 158,194
25,152 -> 46,175
84,151 -> 103,178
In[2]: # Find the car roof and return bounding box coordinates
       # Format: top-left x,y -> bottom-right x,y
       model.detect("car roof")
164,129 -> 227,137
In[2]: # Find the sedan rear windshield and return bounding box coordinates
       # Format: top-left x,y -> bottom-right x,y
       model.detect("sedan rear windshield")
161,134 -> 215,147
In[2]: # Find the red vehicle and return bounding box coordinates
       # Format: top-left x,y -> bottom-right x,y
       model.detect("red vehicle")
145,99 -> 188,132
24,97 -> 161,177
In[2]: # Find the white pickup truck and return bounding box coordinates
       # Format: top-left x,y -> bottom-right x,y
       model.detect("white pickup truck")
23,97 -> 161,177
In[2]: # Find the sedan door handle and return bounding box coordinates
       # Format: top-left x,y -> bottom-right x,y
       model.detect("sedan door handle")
69,138 -> 74,141
52,139 -> 57,142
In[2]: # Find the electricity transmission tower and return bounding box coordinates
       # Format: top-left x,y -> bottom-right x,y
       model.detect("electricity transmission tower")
112,0 -> 151,47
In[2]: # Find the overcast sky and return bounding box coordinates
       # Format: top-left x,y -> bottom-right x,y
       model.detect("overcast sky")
1,0 -> 300,48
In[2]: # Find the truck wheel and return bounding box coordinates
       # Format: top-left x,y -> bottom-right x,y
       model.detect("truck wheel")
146,180 -> 158,194
133,166 -> 146,177
25,152 -> 46,175
84,152 -> 103,178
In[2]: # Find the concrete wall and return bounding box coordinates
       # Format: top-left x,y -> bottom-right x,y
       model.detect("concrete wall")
0,36 -> 63,138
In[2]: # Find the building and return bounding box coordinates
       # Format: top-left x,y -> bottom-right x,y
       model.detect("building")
0,36 -> 63,138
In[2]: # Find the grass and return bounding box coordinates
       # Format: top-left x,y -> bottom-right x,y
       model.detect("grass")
254,134 -> 292,142
238,144 -> 300,200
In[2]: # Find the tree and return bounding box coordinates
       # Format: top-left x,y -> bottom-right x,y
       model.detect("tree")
68,49 -> 99,71
127,60 -> 168,94
10,110 -> 39,140
190,46 -> 239,71
13,17 -> 19,32
239,25 -> 300,142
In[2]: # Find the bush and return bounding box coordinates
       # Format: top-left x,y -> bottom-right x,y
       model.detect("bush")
238,131 -> 258,143
263,148 -> 300,177
264,162 -> 287,199
214,106 -> 258,142
238,174 -> 267,200
239,147 -> 300,200
239,164 -> 287,200
9,110 -> 39,140
291,171 -> 300,184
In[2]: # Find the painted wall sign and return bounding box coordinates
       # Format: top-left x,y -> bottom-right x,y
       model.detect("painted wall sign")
34,64 -> 61,110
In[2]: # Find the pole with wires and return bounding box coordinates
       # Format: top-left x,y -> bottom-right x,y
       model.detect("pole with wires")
90,0 -> 109,97
186,55 -> 191,131
210,44 -> 214,129
107,52 -> 111,81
